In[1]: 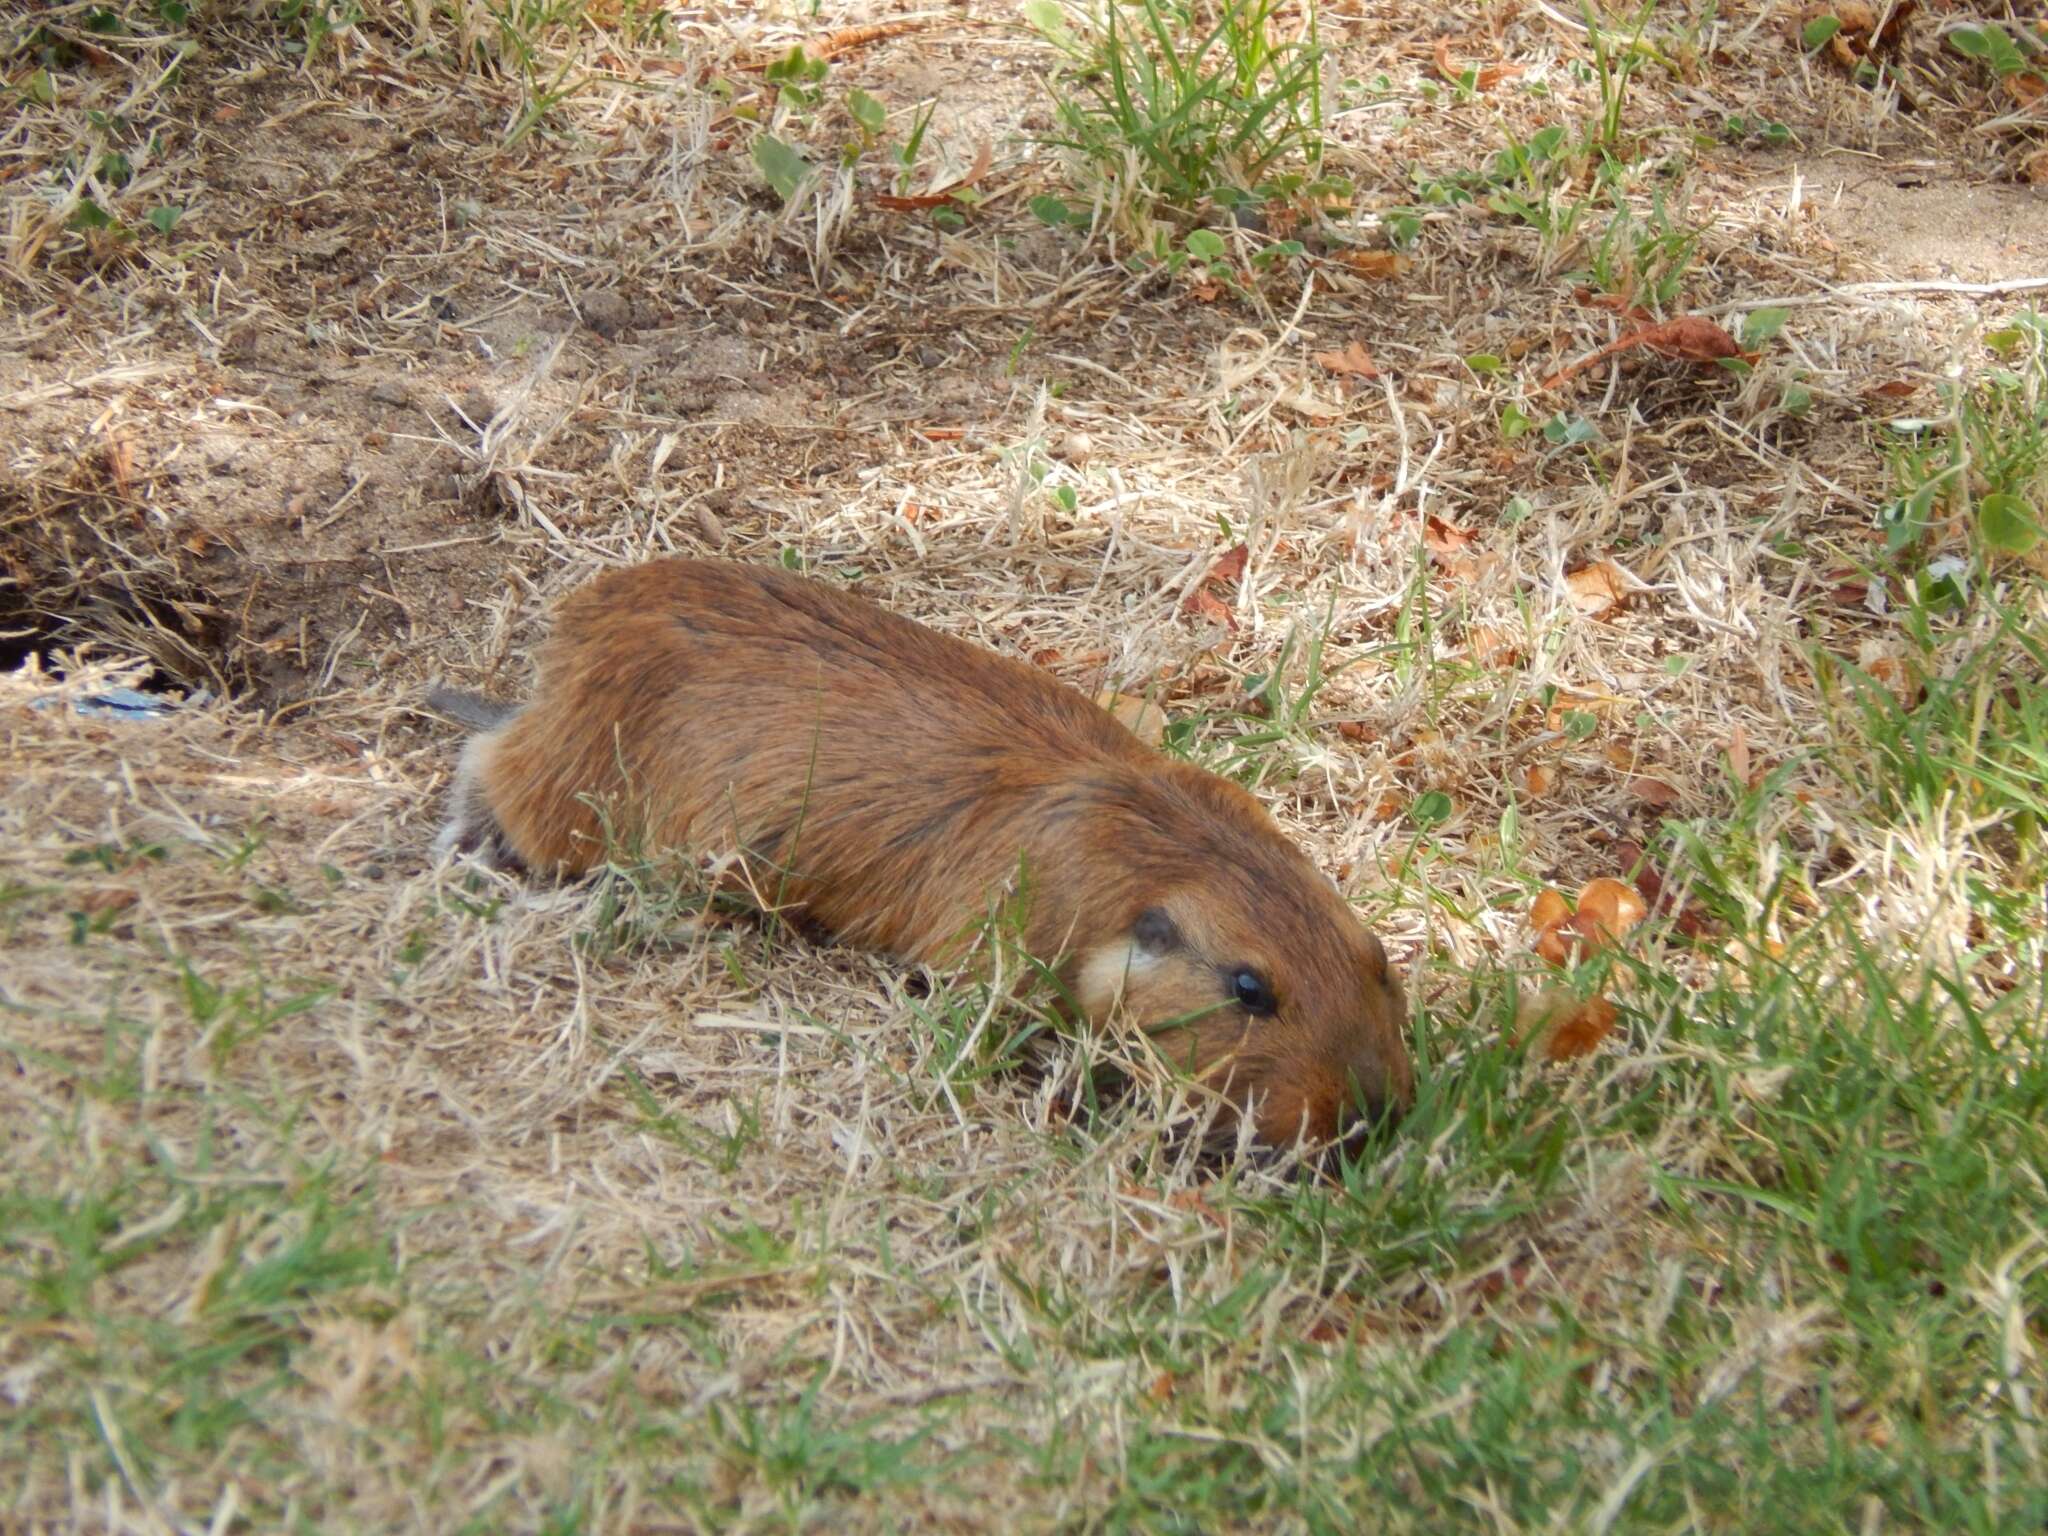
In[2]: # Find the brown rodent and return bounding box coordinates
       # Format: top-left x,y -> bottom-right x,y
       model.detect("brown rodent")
433,558 -> 1414,1146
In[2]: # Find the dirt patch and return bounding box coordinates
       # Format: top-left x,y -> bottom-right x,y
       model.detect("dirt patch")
1808,162 -> 2048,281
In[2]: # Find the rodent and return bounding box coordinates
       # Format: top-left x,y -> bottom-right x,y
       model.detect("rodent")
432,558 -> 1414,1146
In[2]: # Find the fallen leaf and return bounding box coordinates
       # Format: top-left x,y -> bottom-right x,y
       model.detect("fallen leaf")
104,433 -> 135,495
1274,380 -> 1345,420
1423,514 -> 1474,555
1613,838 -> 1716,941
1432,37 -> 1526,90
1029,646 -> 1063,667
739,17 -> 938,69
1873,0 -> 1914,49
1182,585 -> 1236,630
1467,625 -> 1522,666
1565,560 -> 1632,619
1539,315 -> 1748,391
1206,543 -> 1249,586
1628,776 -> 1681,810
1525,762 -> 1556,798
1099,690 -> 1167,747
1574,878 -> 1648,942
2007,72 -> 2047,106
1312,340 -> 1381,380
1534,923 -> 1582,969
2024,147 -> 2048,186
1572,286 -> 1656,325
1521,990 -> 1620,1061
1727,723 -> 1751,785
1333,249 -> 1406,280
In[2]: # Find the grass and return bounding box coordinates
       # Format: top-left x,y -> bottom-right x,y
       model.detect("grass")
7,0 -> 2048,1529
1028,0 -> 1330,237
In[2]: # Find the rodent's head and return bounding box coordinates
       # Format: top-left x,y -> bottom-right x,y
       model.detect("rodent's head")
1061,765 -> 1415,1149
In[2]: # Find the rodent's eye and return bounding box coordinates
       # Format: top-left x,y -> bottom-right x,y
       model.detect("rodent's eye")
1229,967 -> 1278,1017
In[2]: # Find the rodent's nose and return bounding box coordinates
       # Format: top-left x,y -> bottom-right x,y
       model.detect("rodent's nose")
1342,1049 -> 1414,1130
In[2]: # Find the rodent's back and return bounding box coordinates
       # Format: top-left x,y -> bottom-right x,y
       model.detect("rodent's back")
474,559 -> 1159,952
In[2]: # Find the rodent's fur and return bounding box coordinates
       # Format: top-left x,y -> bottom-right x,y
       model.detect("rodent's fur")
435,558 -> 1414,1145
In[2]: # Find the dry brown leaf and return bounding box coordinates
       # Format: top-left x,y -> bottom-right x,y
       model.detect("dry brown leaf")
1312,340 -> 1380,379
1565,560 -> 1632,619
1100,692 -> 1166,747
1182,586 -> 1236,630
1727,723 -> 1751,785
1531,888 -> 1573,933
2024,147 -> 2048,186
1423,515 -> 1474,556
739,18 -> 938,69
1432,37 -> 1526,90
1539,315 -> 1747,392
1628,775 -> 1681,810
1522,990 -> 1620,1061
2006,72 -> 2046,106
1613,839 -> 1716,941
1206,543 -> 1249,586
1525,762 -> 1556,798
1534,920 -> 1585,968
1574,878 -> 1648,943
1333,249 -> 1406,280
1572,286 -> 1656,324
1468,625 -> 1522,667
104,433 -> 135,496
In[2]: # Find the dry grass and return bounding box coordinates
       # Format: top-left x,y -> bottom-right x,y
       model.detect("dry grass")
4,0 -> 2047,1531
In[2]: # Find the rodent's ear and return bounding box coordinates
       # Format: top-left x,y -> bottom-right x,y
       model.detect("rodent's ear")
1363,931 -> 1391,983
1132,907 -> 1181,955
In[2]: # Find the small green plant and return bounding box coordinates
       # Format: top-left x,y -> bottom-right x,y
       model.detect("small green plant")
1579,186 -> 1699,310
1579,0 -> 1660,155
763,43 -> 830,109
1484,122 -> 1594,269
1945,20 -> 2046,86
1722,112 -> 1793,147
1027,0 -> 1326,232
278,0 -> 362,62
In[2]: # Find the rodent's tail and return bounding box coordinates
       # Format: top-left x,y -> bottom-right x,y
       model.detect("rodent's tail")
426,684 -> 518,732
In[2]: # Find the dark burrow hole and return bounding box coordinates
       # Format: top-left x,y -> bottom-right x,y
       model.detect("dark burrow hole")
1,478 -> 238,700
